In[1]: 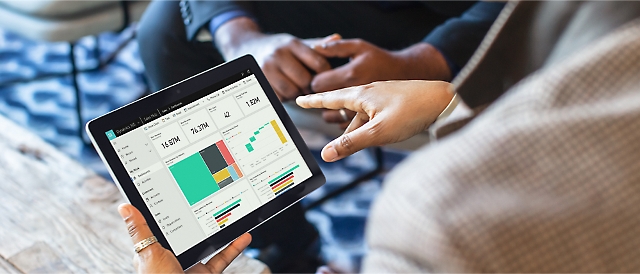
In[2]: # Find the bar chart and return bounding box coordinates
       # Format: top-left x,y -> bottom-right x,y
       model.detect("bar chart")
224,108 -> 295,175
247,150 -> 313,203
213,199 -> 240,228
192,183 -> 260,235
268,165 -> 298,196
244,120 -> 287,153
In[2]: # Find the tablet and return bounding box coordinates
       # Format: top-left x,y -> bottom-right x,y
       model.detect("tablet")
86,55 -> 325,270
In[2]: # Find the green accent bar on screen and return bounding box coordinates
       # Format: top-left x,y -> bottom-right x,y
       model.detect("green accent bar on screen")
246,143 -> 254,152
250,136 -> 256,142
213,199 -> 241,217
254,131 -> 260,135
268,165 -> 300,185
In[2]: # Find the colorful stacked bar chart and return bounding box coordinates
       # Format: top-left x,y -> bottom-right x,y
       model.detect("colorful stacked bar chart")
268,165 -> 299,196
170,140 -> 244,206
214,199 -> 241,228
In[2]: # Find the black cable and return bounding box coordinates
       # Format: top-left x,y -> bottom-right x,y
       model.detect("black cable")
69,43 -> 87,144
119,1 -> 130,32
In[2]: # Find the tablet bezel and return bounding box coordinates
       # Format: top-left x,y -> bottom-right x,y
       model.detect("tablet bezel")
86,55 -> 325,270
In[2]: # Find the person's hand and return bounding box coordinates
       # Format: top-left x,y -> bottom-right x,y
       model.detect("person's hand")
309,39 -> 452,127
296,80 -> 454,162
311,40 -> 451,92
118,203 -> 252,273
215,17 -> 338,101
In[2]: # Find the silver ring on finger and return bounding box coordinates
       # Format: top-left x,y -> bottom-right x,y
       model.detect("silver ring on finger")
134,236 -> 158,253
339,109 -> 349,122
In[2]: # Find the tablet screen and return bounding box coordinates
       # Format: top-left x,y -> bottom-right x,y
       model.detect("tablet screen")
103,70 -> 313,255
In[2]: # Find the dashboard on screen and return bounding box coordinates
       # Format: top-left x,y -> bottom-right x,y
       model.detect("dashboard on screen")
103,70 -> 313,255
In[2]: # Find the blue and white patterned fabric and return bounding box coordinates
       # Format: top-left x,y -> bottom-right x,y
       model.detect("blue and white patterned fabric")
0,27 -> 407,272
0,27 -> 147,174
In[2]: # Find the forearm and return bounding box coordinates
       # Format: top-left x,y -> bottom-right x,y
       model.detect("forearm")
213,17 -> 263,60
394,43 -> 452,82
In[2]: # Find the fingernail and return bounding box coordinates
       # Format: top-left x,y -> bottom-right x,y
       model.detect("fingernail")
118,204 -> 131,219
322,145 -> 338,162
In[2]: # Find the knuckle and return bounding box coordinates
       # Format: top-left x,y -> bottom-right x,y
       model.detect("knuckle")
367,121 -> 393,145
367,122 -> 383,137
126,219 -> 148,239
262,61 -> 275,70
273,47 -> 287,56
338,134 -> 354,153
352,85 -> 365,97
363,82 -> 376,91
127,222 -> 139,238
290,38 -> 302,46
314,57 -> 326,69
275,82 -> 288,93
344,69 -> 358,83
264,55 -> 279,66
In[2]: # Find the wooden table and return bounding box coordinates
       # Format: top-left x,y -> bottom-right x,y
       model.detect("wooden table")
0,115 -> 268,273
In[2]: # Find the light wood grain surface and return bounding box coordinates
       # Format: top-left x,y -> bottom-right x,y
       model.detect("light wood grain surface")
0,115 -> 268,273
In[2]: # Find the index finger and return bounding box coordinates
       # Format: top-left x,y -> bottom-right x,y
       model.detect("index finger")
312,39 -> 364,58
296,86 -> 363,113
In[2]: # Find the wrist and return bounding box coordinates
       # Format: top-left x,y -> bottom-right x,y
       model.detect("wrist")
394,43 -> 452,81
214,17 -> 264,60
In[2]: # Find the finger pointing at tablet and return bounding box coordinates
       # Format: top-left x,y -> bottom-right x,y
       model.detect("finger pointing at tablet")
296,80 -> 454,162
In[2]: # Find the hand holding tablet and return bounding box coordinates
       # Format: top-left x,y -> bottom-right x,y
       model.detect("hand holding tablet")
87,55 -> 325,270
118,203 -> 251,273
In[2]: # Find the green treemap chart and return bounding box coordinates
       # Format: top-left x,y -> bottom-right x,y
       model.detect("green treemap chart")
169,140 -> 244,206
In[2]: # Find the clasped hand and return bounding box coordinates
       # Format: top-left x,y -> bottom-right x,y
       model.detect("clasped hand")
218,26 -> 452,128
